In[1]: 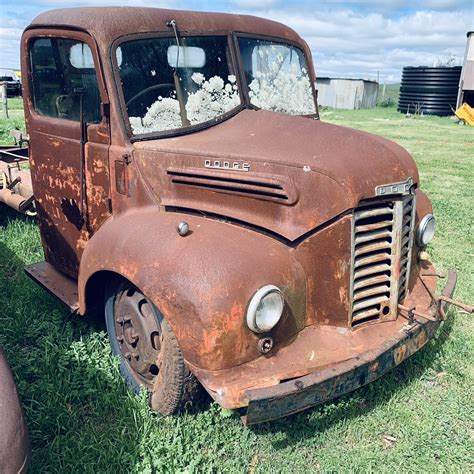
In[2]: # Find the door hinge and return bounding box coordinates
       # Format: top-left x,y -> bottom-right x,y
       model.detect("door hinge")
122,153 -> 132,165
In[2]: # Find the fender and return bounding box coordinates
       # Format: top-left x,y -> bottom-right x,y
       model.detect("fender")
414,188 -> 433,227
78,207 -> 306,371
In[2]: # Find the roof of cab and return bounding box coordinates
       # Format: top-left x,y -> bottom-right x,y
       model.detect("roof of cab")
27,7 -> 302,46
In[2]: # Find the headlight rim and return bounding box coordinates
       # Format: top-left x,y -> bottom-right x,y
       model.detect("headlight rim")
246,284 -> 284,334
416,213 -> 436,247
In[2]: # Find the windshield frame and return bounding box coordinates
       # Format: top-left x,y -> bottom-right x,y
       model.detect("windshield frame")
233,32 -> 319,119
111,30 -> 319,142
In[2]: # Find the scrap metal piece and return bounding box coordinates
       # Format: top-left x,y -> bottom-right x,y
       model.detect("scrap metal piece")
437,295 -> 473,314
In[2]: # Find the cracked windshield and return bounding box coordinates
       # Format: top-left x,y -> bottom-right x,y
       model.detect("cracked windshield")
238,38 -> 316,115
117,36 -> 240,134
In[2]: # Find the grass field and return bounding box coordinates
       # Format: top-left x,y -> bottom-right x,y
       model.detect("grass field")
1,99 -> 473,472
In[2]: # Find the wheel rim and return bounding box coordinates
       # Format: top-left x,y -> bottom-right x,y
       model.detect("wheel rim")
114,287 -> 162,387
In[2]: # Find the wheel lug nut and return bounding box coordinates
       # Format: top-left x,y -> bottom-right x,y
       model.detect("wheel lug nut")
116,335 -> 124,343
131,351 -> 139,360
123,351 -> 132,361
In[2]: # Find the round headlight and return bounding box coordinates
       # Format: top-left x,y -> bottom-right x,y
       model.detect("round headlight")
416,214 -> 436,246
246,285 -> 284,333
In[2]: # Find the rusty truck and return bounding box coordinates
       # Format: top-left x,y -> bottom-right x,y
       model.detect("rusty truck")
1,7 -> 471,425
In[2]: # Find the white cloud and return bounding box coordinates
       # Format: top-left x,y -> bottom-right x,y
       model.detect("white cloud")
230,0 -> 279,7
252,7 -> 471,81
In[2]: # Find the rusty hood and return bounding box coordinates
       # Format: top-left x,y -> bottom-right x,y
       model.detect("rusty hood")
133,109 -> 419,241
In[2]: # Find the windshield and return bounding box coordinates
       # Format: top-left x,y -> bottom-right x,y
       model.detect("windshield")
238,38 -> 316,115
116,36 -> 241,135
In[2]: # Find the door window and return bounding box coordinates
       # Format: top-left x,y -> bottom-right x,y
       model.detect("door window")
29,38 -> 101,123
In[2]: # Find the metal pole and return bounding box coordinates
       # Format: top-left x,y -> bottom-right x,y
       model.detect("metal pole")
0,83 -> 8,119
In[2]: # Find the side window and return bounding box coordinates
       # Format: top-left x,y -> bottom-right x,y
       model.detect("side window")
29,38 -> 101,123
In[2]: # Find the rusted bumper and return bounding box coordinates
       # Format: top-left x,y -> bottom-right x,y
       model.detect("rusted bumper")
242,268 -> 457,425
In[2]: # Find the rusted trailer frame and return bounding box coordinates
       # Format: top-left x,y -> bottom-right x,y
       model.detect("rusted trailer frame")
0,145 -> 35,215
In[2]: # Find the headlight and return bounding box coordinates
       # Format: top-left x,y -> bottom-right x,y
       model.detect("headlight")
416,214 -> 436,246
246,285 -> 284,333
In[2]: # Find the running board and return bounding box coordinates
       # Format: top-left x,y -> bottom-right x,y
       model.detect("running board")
24,261 -> 79,313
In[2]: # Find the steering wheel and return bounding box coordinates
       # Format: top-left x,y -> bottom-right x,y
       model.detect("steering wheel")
125,83 -> 176,109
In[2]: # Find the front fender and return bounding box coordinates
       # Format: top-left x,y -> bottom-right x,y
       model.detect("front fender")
78,208 -> 306,371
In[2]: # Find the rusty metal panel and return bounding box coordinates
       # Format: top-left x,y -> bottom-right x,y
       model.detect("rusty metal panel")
0,349 -> 30,473
114,160 -> 128,195
25,261 -> 80,313
133,109 -> 419,241
28,8 -> 305,51
21,28 -> 111,278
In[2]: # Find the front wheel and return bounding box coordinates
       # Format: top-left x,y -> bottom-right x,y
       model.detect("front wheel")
105,282 -> 199,415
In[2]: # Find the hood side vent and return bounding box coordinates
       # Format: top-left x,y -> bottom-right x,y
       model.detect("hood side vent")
167,167 -> 298,205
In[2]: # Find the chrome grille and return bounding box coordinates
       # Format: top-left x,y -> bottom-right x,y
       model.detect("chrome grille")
349,195 -> 416,327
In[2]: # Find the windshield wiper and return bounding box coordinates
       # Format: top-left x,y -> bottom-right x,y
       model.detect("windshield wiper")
167,20 -> 191,127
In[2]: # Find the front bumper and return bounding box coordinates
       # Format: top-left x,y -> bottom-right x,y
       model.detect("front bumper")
242,268 -> 457,425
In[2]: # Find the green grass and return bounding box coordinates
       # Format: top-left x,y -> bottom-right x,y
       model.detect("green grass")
1,104 -> 473,472
0,97 -> 25,145
377,83 -> 400,106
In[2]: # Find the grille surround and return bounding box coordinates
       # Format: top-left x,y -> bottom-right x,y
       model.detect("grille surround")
348,194 -> 416,327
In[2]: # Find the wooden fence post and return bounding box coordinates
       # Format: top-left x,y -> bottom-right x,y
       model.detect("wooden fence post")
0,83 -> 8,119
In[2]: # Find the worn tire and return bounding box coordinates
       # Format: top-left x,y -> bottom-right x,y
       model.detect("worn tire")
105,282 -> 200,415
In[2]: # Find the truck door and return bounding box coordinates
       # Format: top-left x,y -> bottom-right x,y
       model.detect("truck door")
22,30 -> 111,278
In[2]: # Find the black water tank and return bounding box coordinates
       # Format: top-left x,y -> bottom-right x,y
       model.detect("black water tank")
398,66 -> 461,116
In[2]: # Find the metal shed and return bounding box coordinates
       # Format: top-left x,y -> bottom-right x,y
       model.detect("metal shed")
457,31 -> 474,108
315,77 -> 379,109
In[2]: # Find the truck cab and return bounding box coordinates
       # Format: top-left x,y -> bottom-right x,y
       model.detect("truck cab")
5,7 -> 458,424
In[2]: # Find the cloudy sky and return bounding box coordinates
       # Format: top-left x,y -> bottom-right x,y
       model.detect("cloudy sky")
1,0 -> 472,82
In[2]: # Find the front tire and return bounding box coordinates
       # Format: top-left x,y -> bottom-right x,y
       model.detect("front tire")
105,282 -> 198,415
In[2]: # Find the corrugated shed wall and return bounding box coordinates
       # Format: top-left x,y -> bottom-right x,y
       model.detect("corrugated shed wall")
315,78 -> 378,109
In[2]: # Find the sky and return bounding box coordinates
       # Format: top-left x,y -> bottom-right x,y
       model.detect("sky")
1,0 -> 473,82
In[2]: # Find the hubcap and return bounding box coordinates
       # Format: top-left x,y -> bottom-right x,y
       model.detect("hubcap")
114,287 -> 162,386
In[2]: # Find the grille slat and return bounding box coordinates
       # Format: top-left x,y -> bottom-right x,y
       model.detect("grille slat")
353,294 -> 390,312
354,284 -> 391,300
355,220 -> 393,233
353,273 -> 391,290
349,194 -> 416,327
354,253 -> 391,268
352,308 -> 381,323
355,207 -> 393,219
354,263 -> 391,280
354,228 -> 392,244
355,240 -> 392,256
